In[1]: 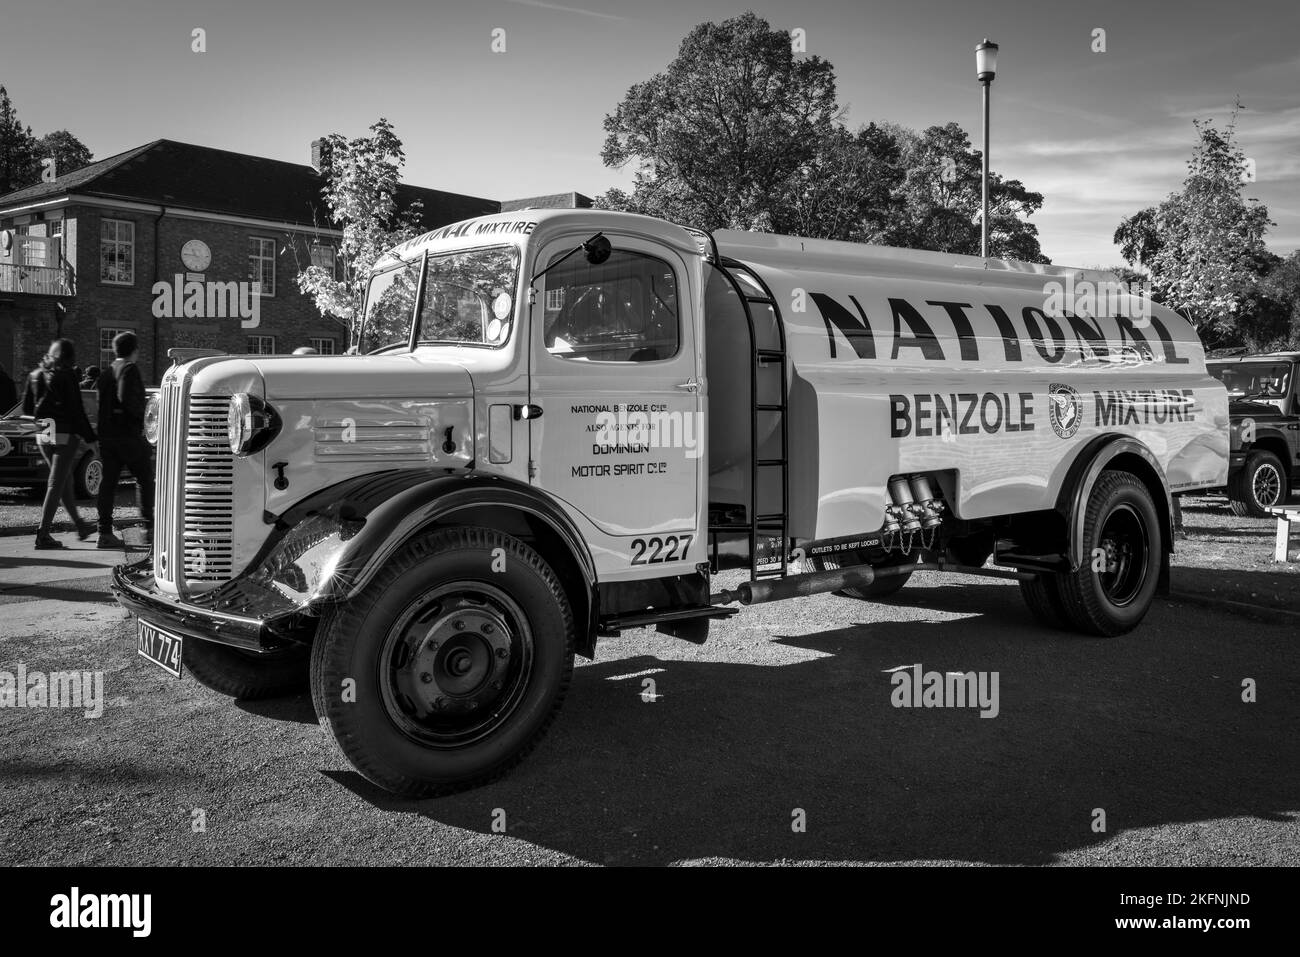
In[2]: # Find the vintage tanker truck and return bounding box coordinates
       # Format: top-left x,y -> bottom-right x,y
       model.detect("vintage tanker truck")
112,209 -> 1228,796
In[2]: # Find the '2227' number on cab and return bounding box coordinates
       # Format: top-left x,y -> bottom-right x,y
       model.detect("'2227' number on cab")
630,534 -> 693,565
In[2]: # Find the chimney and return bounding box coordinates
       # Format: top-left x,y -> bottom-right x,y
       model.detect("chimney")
310,138 -> 331,173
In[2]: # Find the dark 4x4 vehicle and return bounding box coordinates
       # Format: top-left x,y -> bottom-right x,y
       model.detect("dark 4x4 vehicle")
1206,352 -> 1300,516
0,392 -> 105,498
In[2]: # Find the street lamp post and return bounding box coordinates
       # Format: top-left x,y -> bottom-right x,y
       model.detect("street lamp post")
976,38 -> 999,259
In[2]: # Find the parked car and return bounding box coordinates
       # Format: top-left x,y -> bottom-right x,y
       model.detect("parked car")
1206,351 -> 1300,516
0,389 -> 156,498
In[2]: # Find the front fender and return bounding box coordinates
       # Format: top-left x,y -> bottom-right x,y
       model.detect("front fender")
238,470 -> 598,643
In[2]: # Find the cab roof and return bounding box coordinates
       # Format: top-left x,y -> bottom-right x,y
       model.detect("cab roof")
375,208 -> 1125,289
373,208 -> 702,269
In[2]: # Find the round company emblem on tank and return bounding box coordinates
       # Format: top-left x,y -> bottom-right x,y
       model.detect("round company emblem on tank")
1048,382 -> 1083,439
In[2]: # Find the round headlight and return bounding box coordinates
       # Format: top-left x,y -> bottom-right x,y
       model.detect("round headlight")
226,392 -> 280,456
227,393 -> 252,455
144,394 -> 161,446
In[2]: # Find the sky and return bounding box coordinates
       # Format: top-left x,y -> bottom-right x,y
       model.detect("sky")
1,0 -> 1297,268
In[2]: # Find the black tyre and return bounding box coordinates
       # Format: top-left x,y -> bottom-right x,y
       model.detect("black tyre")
73,452 -> 102,499
810,550 -> 912,599
183,639 -> 310,699
310,526 -> 574,797
1055,470 -> 1163,636
1228,450 -> 1286,518
1018,574 -> 1071,630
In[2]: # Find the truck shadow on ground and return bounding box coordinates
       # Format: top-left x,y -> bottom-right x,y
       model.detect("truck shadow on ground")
318,581 -> 1298,865
0,582 -> 121,605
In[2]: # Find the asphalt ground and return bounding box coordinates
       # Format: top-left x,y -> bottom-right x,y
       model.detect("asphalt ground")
0,505 -> 1295,866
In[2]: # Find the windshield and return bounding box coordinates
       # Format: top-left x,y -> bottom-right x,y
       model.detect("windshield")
363,245 -> 520,349
1208,361 -> 1292,398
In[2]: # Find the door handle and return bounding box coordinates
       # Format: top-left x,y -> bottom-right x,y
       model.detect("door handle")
676,380 -> 700,393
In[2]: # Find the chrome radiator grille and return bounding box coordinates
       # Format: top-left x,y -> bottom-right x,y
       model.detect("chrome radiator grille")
153,384 -> 235,591
153,379 -> 182,586
182,396 -> 235,586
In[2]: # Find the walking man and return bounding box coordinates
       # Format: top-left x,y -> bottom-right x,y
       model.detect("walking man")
23,339 -> 97,549
95,332 -> 154,548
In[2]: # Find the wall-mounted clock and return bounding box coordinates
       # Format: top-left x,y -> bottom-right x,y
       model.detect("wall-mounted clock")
181,239 -> 211,272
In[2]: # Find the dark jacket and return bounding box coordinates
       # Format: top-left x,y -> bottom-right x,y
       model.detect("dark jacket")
0,366 -> 17,413
21,365 -> 96,442
97,358 -> 147,439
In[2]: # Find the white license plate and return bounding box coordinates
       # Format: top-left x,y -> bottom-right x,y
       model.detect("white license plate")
137,619 -> 184,678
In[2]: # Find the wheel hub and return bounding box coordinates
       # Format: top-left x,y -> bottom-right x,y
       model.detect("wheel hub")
396,601 -> 513,719
1096,504 -> 1147,607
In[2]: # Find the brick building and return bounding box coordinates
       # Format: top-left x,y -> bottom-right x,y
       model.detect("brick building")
0,139 -> 588,385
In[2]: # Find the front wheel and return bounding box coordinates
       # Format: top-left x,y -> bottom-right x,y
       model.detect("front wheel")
310,526 -> 575,797
1228,451 -> 1287,517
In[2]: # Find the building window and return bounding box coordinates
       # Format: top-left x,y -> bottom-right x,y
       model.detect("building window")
308,337 -> 336,355
248,237 -> 276,296
545,287 -> 565,312
100,219 -> 135,285
99,327 -> 135,369
310,243 -> 336,280
247,335 -> 276,355
50,220 -> 63,238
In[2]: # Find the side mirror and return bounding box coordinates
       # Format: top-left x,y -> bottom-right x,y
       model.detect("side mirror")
583,234 -> 612,265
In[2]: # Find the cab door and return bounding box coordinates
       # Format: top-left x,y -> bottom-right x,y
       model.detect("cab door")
527,235 -> 702,572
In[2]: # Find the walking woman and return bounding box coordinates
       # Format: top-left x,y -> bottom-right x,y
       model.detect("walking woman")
22,339 -> 97,549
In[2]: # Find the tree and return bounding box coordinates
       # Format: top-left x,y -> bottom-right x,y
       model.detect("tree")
1238,250 -> 1300,350
888,122 -> 1049,262
34,130 -> 93,180
779,123 -> 907,244
1113,207 -> 1161,269
598,12 -> 841,231
295,118 -> 425,349
0,86 -> 37,195
1115,108 -> 1273,343
597,14 -> 1049,262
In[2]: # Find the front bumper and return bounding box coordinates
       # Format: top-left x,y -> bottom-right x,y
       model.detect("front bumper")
111,559 -> 307,653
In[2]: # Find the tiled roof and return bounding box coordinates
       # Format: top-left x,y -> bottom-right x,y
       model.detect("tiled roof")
0,139 -> 499,229
499,191 -> 594,212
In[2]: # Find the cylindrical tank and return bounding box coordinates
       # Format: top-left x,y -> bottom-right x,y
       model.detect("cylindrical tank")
703,229 -> 1228,541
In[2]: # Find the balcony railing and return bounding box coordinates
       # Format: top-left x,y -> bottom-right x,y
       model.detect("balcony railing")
0,262 -> 74,296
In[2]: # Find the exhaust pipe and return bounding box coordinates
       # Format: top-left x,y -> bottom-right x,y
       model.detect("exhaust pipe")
710,561 -> 1033,606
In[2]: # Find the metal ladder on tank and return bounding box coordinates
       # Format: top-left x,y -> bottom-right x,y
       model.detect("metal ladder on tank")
719,261 -> 791,583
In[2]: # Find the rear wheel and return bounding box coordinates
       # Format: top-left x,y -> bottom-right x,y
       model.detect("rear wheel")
1056,470 -> 1162,636
1228,450 -> 1286,517
310,526 -> 574,797
1019,574 -> 1071,630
